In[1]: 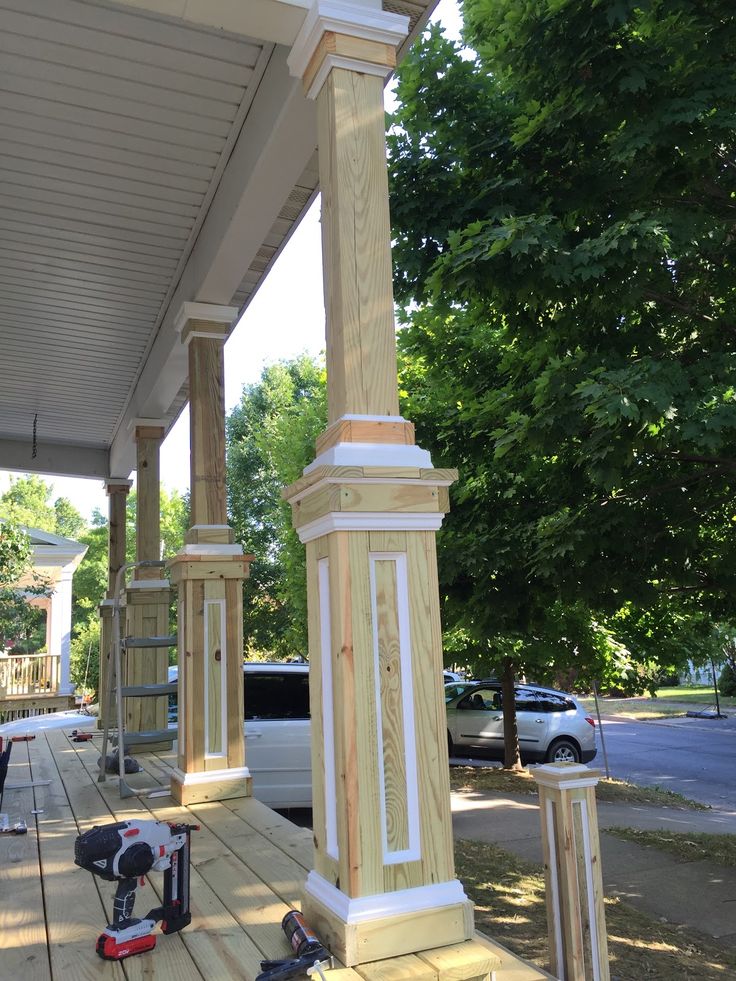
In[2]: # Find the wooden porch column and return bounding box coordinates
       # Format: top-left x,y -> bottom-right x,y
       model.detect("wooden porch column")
98,479 -> 131,729
124,423 -> 171,748
285,6 -> 486,973
167,302 -> 253,805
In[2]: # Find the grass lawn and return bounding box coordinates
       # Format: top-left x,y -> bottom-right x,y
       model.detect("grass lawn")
607,827 -> 736,867
457,838 -> 736,980
579,685 -> 736,720
449,764 -> 709,809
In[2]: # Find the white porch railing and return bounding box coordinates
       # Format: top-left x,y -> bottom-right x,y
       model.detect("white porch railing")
0,652 -> 61,697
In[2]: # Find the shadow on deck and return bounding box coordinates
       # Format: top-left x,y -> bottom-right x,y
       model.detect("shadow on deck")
0,730 -> 549,981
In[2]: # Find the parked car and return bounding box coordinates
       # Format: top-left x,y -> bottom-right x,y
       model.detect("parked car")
445,681 -> 597,764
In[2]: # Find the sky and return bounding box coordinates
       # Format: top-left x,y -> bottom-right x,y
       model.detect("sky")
0,0 -> 463,525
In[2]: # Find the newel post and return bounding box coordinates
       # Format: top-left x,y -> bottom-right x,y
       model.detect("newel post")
532,764 -> 610,980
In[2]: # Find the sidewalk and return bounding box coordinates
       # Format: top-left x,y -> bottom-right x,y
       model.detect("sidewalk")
452,789 -> 736,947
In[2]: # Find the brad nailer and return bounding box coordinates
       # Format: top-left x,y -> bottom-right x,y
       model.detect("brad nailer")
74,818 -> 198,961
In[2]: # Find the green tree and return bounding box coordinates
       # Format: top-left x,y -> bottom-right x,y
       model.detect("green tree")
54,496 -> 86,540
124,488 -> 189,564
227,355 -> 326,657
0,475 -> 56,531
388,4 -> 736,763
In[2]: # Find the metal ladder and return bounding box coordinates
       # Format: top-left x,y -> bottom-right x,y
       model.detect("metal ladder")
98,559 -> 177,798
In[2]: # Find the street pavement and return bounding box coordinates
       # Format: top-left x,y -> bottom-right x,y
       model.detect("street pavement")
597,712 -> 736,811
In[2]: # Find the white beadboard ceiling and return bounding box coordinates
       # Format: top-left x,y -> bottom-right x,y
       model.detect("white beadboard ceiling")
0,0 -> 436,479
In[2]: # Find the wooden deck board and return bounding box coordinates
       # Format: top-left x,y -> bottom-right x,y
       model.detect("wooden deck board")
0,737 -> 51,981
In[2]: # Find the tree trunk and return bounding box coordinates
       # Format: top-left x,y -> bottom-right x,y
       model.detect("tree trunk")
502,657 -> 523,770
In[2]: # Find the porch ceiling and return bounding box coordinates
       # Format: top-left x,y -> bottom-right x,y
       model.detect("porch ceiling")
0,0 -> 435,482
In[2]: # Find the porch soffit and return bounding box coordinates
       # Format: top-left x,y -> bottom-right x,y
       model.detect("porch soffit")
0,0 -> 437,481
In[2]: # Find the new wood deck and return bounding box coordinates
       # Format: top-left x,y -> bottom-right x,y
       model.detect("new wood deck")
0,730 -> 547,981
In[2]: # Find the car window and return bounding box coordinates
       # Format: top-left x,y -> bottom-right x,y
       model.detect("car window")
514,689 -> 542,712
457,688 -> 501,711
445,682 -> 478,702
537,692 -> 576,713
245,672 -> 310,721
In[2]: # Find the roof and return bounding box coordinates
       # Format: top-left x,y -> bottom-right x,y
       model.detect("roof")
0,0 -> 437,483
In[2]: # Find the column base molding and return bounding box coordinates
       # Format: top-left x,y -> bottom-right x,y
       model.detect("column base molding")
170,765 -> 252,805
302,872 -> 474,966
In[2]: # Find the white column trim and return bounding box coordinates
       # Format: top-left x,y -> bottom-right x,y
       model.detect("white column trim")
305,871 -> 467,924
318,558 -> 339,860
171,765 -> 251,786
288,1 -> 409,83
181,544 -> 243,556
174,302 -> 238,336
297,511 -> 444,544
304,441 -> 432,474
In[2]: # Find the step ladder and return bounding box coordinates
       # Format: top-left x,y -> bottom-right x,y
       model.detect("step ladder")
98,558 -> 177,798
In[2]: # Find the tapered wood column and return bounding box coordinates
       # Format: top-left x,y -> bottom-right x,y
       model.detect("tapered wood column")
98,479 -> 131,729
125,423 -> 171,748
286,6 -> 483,973
168,303 -> 253,805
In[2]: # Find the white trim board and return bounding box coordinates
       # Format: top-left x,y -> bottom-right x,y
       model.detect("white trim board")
304,871 -> 468,924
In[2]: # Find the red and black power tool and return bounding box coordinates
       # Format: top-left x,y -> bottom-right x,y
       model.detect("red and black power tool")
74,818 -> 198,961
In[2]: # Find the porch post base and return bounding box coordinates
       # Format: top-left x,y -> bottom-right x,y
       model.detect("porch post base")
170,765 -> 252,806
302,873 -> 474,967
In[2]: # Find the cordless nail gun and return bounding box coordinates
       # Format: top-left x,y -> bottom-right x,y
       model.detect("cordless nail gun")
74,818 -> 198,961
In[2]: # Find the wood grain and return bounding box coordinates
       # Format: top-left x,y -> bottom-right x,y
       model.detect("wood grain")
318,67 -> 400,423
188,333 -> 227,527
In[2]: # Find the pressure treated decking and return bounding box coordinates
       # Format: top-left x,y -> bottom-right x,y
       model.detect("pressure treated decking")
0,730 -> 548,981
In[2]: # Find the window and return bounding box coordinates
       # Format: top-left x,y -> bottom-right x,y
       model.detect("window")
514,689 -> 541,713
537,693 -> 576,713
245,672 -> 311,720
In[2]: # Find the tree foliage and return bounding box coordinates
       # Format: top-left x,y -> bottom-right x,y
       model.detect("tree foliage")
387,1 -> 736,723
227,356 -> 326,658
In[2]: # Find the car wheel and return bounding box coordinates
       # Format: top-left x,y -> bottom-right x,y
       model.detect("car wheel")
546,739 -> 581,764
447,731 -> 454,759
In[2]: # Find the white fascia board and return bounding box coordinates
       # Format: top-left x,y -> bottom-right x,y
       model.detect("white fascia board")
0,438 -> 109,481
109,47 -> 316,478
109,0 -> 311,45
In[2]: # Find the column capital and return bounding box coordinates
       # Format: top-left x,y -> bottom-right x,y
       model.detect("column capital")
174,301 -> 238,345
288,1 -> 408,99
128,418 -> 167,440
104,478 -> 133,496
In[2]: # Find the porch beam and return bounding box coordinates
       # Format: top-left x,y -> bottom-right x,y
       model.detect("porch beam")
110,0 -> 311,46
0,438 -> 109,480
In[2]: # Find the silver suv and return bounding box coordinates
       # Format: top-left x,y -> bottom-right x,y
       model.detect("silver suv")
445,682 -> 597,764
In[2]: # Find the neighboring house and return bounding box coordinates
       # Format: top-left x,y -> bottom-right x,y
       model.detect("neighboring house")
0,527 -> 86,718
